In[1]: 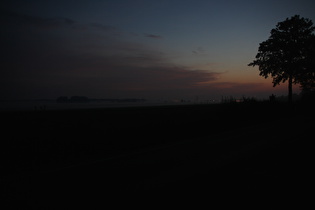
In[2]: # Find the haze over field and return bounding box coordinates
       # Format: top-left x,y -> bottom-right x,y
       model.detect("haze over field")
1,0 -> 314,101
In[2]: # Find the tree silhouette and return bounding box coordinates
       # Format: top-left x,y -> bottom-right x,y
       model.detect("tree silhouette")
248,15 -> 315,103
299,35 -> 315,94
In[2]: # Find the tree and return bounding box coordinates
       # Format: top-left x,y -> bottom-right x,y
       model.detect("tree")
248,15 -> 315,103
299,35 -> 315,93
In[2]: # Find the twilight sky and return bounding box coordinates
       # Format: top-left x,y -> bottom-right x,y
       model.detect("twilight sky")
1,0 -> 315,101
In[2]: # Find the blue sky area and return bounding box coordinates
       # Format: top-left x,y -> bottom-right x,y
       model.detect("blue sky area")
1,0 -> 315,100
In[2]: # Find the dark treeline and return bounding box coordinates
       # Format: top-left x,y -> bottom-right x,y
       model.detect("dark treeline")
56,96 -> 146,103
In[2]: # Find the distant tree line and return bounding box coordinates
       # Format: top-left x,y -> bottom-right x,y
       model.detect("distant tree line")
221,96 -> 258,104
56,96 -> 89,103
56,96 -> 146,103
220,93 -> 305,104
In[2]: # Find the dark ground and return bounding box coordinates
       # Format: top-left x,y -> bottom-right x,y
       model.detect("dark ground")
1,102 -> 314,209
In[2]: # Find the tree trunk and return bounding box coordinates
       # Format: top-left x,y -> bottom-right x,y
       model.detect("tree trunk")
288,75 -> 293,104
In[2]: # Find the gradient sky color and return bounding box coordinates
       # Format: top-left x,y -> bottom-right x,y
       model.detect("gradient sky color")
1,0 -> 315,101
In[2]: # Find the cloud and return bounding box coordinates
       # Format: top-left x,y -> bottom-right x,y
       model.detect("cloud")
88,23 -> 118,32
1,33 -> 221,99
144,33 -> 163,39
192,47 -> 206,55
1,10 -> 75,29
1,11 -> 267,100
2,10 -> 118,34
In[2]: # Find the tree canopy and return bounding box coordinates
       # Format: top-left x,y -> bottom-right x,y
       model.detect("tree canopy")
248,15 -> 315,103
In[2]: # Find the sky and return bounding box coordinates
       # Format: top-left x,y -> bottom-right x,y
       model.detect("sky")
1,0 -> 315,101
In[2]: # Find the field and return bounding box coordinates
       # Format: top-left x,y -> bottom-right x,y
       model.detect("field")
1,102 -> 314,209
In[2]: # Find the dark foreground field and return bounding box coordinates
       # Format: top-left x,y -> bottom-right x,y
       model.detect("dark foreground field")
1,102 -> 314,209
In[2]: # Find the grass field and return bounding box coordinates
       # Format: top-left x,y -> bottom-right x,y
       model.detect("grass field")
1,102 -> 314,208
